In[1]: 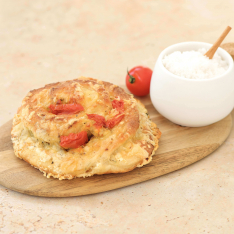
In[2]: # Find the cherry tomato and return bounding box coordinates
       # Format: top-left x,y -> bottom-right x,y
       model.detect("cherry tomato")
112,99 -> 124,112
60,131 -> 88,149
49,103 -> 84,115
87,114 -> 106,128
105,114 -> 124,129
126,66 -> 152,96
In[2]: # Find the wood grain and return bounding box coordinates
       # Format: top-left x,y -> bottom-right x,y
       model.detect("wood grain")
0,96 -> 232,197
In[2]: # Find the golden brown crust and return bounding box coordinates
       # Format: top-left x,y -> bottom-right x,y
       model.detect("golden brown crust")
11,77 -> 161,179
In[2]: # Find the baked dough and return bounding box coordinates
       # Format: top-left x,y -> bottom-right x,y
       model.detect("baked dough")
11,77 -> 161,179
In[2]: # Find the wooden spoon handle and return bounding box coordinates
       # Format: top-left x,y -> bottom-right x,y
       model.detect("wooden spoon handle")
205,26 -> 232,59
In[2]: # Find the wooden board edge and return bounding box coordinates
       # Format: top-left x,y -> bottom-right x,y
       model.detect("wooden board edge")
0,114 -> 232,197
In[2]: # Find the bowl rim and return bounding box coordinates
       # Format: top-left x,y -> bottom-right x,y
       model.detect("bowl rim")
158,41 -> 234,82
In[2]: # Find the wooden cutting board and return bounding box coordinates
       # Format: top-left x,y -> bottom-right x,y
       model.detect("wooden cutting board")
0,96 -> 232,197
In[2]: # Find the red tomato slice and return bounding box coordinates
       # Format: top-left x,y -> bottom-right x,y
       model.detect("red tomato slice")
85,99 -> 125,129
112,99 -> 124,112
87,114 -> 106,128
126,66 -> 152,96
105,114 -> 124,129
49,103 -> 84,115
60,131 -> 88,149
105,99 -> 125,128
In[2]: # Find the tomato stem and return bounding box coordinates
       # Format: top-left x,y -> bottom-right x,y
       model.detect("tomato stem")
127,70 -> 135,84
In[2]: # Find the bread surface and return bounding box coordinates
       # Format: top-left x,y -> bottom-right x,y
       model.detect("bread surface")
11,77 -> 161,179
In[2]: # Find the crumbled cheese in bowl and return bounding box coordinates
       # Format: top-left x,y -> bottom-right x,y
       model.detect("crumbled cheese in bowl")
162,48 -> 229,79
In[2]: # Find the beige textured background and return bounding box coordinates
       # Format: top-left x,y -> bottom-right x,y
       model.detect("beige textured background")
0,0 -> 234,233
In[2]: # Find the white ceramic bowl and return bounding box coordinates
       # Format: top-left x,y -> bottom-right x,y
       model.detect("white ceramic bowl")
150,42 -> 234,127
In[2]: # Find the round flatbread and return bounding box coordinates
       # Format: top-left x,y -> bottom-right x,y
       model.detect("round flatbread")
11,77 -> 161,179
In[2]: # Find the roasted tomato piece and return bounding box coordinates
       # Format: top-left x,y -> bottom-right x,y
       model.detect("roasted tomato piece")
60,131 -> 88,149
87,114 -> 106,128
49,103 -> 84,115
112,99 -> 124,112
105,114 -> 124,129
